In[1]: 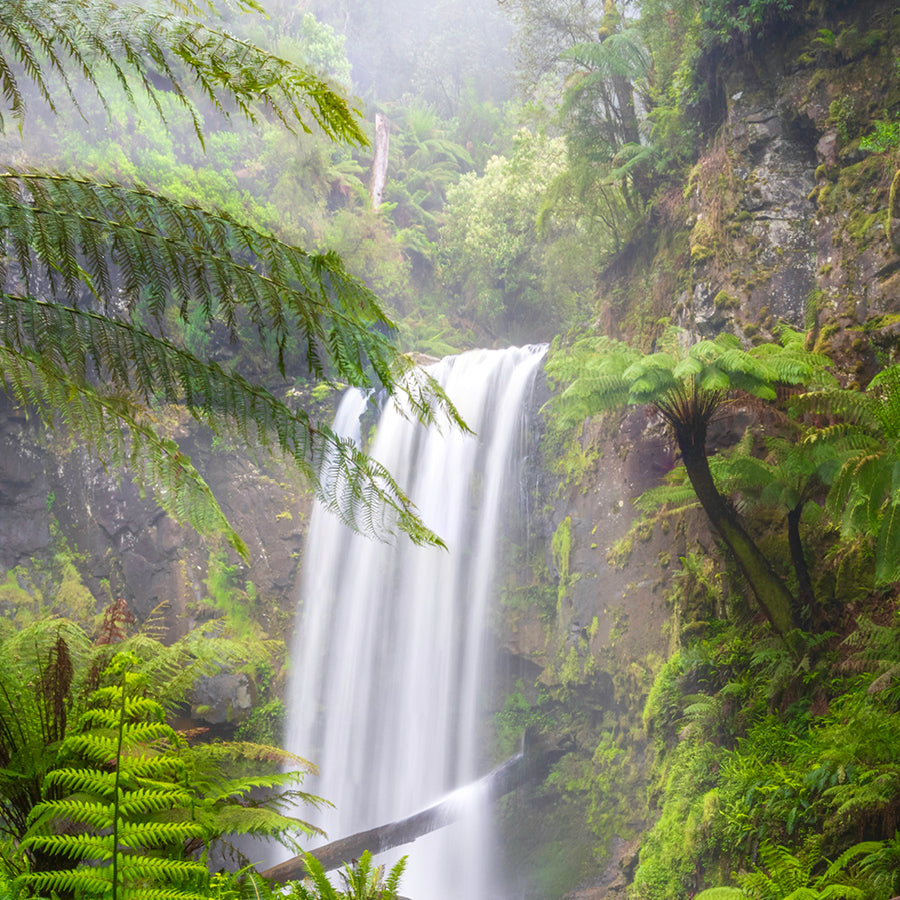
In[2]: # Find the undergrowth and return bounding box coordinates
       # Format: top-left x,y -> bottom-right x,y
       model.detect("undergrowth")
631,584 -> 900,900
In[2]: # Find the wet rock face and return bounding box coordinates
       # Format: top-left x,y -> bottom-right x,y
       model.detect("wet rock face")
0,412 -> 53,568
682,0 -> 900,342
685,75 -> 819,334
0,393 -> 312,639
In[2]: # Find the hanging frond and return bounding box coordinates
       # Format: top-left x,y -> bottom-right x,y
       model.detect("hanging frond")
0,167 -> 465,536
0,0 -> 367,146
0,0 -> 477,552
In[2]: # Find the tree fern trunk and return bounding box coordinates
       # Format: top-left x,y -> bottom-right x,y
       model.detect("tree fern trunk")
675,421 -> 801,651
787,503 -> 816,616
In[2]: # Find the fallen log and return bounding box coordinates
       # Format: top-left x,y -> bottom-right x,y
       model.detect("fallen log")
261,740 -> 560,884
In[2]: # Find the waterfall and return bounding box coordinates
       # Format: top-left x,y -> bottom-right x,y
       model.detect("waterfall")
283,344 -> 546,899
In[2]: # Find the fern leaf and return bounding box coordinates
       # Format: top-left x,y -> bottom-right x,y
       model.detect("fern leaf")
117,820 -> 205,849
0,0 -> 367,146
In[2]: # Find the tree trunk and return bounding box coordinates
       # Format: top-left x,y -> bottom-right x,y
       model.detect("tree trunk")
787,503 -> 815,610
260,746 -> 558,884
675,421 -> 801,651
370,113 -> 390,209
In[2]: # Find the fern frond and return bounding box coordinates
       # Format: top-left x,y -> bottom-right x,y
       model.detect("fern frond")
199,804 -> 323,844
117,788 -> 194,817
0,0 -> 366,146
18,868 -> 113,895
117,820 -> 205,849
43,768 -> 117,798
562,31 -> 651,81
21,831 -> 113,861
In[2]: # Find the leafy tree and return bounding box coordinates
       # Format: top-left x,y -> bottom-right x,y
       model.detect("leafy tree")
548,328 -> 834,646
0,0 -> 462,555
440,128 -> 591,339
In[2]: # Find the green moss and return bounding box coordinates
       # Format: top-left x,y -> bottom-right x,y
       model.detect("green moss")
551,516 -> 574,614
888,169 -> 900,253
713,290 -> 739,310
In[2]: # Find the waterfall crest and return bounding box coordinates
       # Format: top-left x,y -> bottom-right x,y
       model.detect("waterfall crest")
284,345 -> 546,899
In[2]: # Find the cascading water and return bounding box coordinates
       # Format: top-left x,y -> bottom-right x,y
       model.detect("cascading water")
283,344 -> 546,899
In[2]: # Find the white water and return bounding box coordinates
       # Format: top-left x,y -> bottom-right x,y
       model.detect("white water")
284,345 -> 545,899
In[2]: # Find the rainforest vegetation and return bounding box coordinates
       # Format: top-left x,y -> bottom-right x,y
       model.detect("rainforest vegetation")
1,0 -> 900,897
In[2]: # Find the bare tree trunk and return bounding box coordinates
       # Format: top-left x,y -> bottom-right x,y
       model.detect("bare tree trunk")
370,113 -> 390,208
260,746 -> 558,883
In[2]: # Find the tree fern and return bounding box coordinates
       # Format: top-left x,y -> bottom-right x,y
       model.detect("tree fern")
547,326 -> 836,646
0,607 -> 313,882
799,365 -> 900,585
17,651 -> 327,899
19,652 -> 209,900
0,2 -> 465,553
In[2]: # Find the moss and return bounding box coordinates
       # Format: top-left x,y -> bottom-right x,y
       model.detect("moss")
551,516 -> 572,586
0,569 -> 39,622
846,210 -> 886,249
888,169 -> 900,254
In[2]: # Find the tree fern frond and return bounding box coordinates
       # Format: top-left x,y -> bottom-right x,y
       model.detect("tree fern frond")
18,868 -> 113,895
21,831 -> 114,861
199,804 -> 323,845
43,769 -> 118,798
116,820 -> 205,849
116,788 -> 194,817
0,0 -> 367,146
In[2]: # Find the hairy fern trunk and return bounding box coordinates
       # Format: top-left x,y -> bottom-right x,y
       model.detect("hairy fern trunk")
675,418 -> 800,649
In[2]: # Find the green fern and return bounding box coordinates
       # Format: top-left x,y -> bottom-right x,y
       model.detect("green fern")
0,607 -> 319,883
18,652 -> 209,900
799,366 -> 900,585
17,650 -> 327,899
737,837 -> 881,900
288,851 -> 407,900
0,0 -> 366,146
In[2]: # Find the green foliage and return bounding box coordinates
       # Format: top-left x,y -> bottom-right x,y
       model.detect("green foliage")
801,366 -> 900,585
737,838 -> 881,900
289,851 -> 407,900
859,115 -> 900,154
0,606 -> 305,883
0,0 -> 366,145
18,652 -> 209,900
546,327 -> 833,429
634,602 -> 900,900
440,127 -> 591,339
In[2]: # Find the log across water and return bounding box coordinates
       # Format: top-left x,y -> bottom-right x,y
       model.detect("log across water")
261,743 -> 559,884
